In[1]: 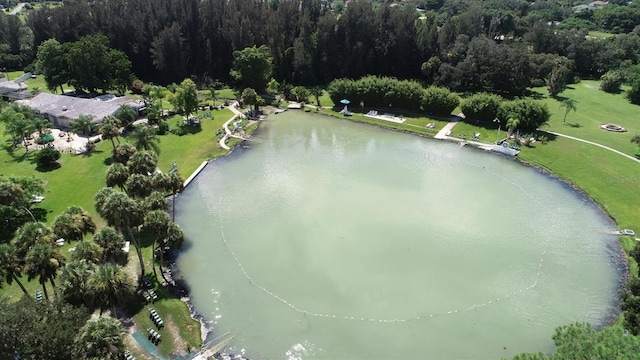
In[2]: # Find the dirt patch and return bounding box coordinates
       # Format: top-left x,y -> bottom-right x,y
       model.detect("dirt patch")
165,314 -> 191,354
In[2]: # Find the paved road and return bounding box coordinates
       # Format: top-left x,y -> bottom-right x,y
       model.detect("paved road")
9,2 -> 26,15
542,130 -> 640,164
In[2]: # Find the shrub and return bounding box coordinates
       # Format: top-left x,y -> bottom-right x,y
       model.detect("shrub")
498,99 -> 550,133
460,93 -> 503,122
600,70 -> 624,93
421,86 -> 459,116
35,147 -> 61,168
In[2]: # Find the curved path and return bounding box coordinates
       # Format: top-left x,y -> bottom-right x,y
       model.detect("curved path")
218,102 -> 245,150
541,130 -> 640,164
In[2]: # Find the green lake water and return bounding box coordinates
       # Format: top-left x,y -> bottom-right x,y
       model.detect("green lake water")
176,111 -> 623,359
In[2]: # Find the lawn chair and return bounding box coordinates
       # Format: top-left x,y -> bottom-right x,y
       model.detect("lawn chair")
35,290 -> 43,302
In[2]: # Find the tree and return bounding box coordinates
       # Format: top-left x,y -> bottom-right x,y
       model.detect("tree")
144,210 -> 171,278
0,243 -> 28,295
128,150 -> 158,176
100,116 -> 121,149
0,296 -> 89,359
105,162 -> 130,190
71,240 -> 103,264
115,105 -> 137,128
25,242 -> 66,300
174,78 -> 199,120
548,59 -> 572,97
130,125 -> 160,154
460,93 -> 503,122
125,173 -> 152,198
600,70 -> 624,93
52,206 -> 96,242
69,114 -> 95,136
92,227 -> 125,263
111,143 -> 137,165
627,76 -> 640,105
35,147 -> 61,168
57,260 -> 94,306
150,23 -> 190,84
242,87 -> 259,111
12,222 -> 54,258
632,135 -> 640,152
32,118 -> 52,139
310,87 -> 323,107
230,45 -> 273,90
421,86 -> 460,115
95,189 -> 145,277
35,38 -> 69,93
149,86 -> 167,116
562,98 -> 578,123
87,264 -> 132,316
506,117 -> 520,138
73,316 -> 126,360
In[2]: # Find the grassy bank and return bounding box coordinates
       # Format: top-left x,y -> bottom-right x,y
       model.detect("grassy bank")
0,106 -> 240,358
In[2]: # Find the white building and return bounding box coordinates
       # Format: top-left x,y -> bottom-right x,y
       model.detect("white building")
17,92 -> 145,129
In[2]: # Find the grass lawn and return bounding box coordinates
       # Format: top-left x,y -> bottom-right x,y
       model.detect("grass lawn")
530,80 -> 639,157
0,107 -> 237,358
588,31 -> 616,39
316,106 -> 449,137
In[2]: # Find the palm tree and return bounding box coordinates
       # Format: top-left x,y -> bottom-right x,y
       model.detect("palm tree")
69,114 -> 95,136
111,143 -> 137,164
87,264 -> 132,315
562,98 -> 578,123
92,227 -> 125,263
105,162 -> 130,190
0,243 -> 29,295
125,173 -> 152,198
32,118 -> 52,138
115,105 -> 137,127
73,316 -> 126,359
94,187 -> 117,214
506,117 -> 520,139
144,191 -> 169,212
207,87 -> 218,108
71,240 -> 103,264
127,150 -> 158,175
100,116 -> 121,148
311,86 -> 323,107
158,222 -> 184,283
130,125 -> 160,154
96,190 -> 145,277
52,206 -> 96,242
12,222 -> 55,258
143,210 -> 170,279
25,242 -> 66,300
58,259 -> 94,306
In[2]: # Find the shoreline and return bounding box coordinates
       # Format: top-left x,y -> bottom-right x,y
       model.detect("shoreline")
173,109 -> 629,355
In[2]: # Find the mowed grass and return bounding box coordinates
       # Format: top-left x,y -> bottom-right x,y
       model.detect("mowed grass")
531,80 -> 639,157
0,108 -> 236,356
519,138 -> 640,230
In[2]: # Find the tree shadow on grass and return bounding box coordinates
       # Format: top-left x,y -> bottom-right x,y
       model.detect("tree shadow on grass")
534,130 -> 558,143
35,162 -> 61,173
80,149 -> 104,158
103,157 -> 113,166
564,122 -> 581,128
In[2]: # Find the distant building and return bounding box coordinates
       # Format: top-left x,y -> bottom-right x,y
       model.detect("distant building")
573,1 -> 608,11
17,93 -> 145,130
0,78 -> 29,100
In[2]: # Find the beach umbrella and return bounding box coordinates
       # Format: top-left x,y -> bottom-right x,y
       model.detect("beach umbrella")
340,99 -> 350,105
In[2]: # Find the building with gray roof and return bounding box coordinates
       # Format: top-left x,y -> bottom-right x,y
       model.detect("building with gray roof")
17,93 -> 145,130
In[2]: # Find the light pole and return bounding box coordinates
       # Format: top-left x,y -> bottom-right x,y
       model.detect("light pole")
493,118 -> 501,144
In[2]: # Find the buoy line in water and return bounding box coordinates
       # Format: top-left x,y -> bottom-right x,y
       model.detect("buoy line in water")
200,128 -> 563,324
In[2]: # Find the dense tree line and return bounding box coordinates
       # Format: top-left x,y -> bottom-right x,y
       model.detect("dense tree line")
0,0 -> 639,98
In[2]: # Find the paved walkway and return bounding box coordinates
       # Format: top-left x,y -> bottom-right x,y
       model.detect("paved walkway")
8,2 -> 26,15
218,102 -> 245,150
434,116 -> 461,139
542,130 -> 640,164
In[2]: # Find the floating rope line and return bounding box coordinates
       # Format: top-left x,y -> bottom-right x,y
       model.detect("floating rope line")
198,129 -> 567,324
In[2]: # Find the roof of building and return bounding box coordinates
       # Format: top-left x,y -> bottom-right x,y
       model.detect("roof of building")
17,93 -> 143,122
0,79 -> 28,94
